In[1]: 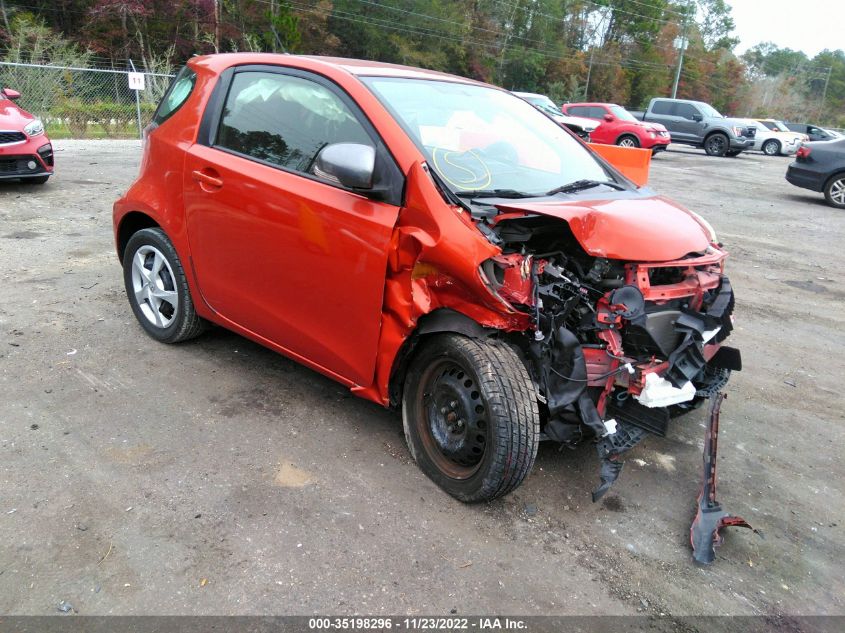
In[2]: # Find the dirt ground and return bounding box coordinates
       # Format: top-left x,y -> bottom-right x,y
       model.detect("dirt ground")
0,140 -> 843,619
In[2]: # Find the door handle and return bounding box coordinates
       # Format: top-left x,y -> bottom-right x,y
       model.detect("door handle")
192,169 -> 223,189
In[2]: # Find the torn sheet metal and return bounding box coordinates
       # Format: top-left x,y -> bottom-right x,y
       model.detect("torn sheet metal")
690,393 -> 762,564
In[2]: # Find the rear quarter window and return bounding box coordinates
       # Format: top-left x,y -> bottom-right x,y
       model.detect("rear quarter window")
153,66 -> 197,125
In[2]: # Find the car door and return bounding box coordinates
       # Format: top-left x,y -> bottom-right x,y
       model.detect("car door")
587,106 -> 613,144
671,103 -> 704,142
183,66 -> 403,386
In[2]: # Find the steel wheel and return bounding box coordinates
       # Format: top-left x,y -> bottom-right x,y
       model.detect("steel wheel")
131,245 -> 178,328
416,359 -> 488,479
825,175 -> 845,208
402,334 -> 539,502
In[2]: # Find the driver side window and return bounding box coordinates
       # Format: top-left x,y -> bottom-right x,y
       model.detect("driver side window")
675,104 -> 699,120
216,71 -> 373,176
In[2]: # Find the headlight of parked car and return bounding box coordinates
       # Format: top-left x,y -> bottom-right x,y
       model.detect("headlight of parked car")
24,119 -> 45,137
731,126 -> 744,137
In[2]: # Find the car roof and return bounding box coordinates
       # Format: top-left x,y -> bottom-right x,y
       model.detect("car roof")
565,102 -> 617,107
191,52 -> 484,85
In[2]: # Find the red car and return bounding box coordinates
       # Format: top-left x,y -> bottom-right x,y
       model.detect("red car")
0,85 -> 54,184
114,54 -> 740,504
562,102 -> 671,153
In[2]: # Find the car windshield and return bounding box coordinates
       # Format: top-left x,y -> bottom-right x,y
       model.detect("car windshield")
531,99 -> 563,118
362,78 -> 612,195
610,105 -> 638,122
698,103 -> 723,118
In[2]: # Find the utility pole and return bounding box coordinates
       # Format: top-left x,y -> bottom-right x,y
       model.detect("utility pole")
671,0 -> 692,99
0,0 -> 11,35
584,8 -> 610,100
820,66 -> 832,116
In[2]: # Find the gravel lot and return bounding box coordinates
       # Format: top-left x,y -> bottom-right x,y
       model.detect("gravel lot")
1,140 -> 843,619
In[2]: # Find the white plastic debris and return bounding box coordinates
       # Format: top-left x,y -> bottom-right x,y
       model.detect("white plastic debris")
634,373 -> 696,408
602,418 -> 618,436
702,326 -> 722,343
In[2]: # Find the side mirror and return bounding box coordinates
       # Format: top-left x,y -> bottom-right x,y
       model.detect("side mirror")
603,113 -> 614,122
3,88 -> 21,100
313,143 -> 375,190
691,114 -> 703,122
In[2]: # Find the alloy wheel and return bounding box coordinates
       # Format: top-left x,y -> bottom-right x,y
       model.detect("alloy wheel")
830,178 -> 845,206
619,137 -> 637,147
130,245 -> 178,328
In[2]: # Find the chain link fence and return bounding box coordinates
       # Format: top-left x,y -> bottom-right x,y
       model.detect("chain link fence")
0,61 -> 175,139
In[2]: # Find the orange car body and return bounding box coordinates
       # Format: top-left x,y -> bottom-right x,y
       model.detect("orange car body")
114,54 -> 739,471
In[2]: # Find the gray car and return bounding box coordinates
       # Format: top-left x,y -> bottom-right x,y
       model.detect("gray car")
632,98 -> 756,157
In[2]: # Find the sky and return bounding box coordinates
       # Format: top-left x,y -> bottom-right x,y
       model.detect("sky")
727,0 -> 845,57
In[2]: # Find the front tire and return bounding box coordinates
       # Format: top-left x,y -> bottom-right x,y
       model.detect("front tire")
123,228 -> 206,343
824,173 -> 845,208
402,334 -> 539,502
704,133 -> 729,157
616,135 -> 640,148
762,139 -> 781,156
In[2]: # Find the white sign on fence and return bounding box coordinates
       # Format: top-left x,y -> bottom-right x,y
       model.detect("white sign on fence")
128,72 -> 146,91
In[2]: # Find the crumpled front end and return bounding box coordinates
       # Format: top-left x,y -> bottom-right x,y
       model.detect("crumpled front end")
484,214 -> 741,500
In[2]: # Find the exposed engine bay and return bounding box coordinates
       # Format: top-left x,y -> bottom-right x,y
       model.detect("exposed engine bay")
480,214 -> 743,501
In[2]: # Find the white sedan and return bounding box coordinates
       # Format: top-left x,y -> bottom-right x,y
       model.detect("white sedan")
749,119 -> 807,156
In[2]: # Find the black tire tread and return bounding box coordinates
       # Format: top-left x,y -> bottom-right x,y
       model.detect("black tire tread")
124,228 -> 206,344
403,334 -> 539,502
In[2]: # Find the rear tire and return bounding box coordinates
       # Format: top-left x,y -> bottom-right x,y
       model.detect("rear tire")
762,139 -> 781,156
704,133 -> 729,157
123,228 -> 206,343
402,334 -> 539,502
824,173 -> 845,208
616,135 -> 640,148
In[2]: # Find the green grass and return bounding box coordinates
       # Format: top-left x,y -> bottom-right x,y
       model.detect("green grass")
45,121 -> 142,140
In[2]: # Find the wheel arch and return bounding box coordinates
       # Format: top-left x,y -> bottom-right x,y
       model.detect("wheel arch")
616,132 -> 639,144
387,309 -> 499,408
116,211 -> 161,262
823,169 -> 845,191
704,129 -> 729,142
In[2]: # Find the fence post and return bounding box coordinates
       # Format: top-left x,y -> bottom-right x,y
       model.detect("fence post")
128,59 -> 143,141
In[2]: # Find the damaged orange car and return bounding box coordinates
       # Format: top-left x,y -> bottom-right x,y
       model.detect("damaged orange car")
113,54 -> 741,503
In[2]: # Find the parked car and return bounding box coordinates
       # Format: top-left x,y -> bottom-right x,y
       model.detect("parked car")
744,119 -> 805,156
0,85 -> 54,184
785,122 -> 837,142
631,98 -> 756,156
786,138 -> 845,208
114,54 -> 740,503
561,102 -> 671,153
513,91 -> 596,140
822,128 -> 842,139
